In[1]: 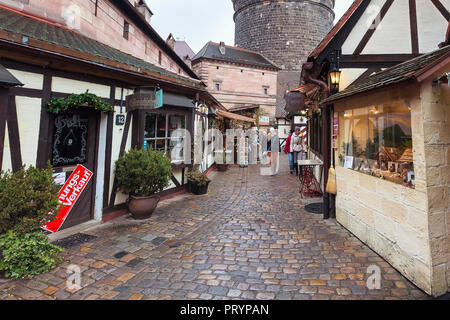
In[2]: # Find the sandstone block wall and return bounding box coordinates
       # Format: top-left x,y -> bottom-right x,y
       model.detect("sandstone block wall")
420,70 -> 450,296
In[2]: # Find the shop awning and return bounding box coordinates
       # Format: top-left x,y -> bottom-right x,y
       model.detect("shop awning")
217,109 -> 256,123
0,64 -> 22,87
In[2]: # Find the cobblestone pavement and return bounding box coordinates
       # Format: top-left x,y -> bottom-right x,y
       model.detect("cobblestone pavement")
0,157 -> 428,300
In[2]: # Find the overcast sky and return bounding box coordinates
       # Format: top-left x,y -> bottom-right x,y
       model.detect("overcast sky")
146,0 -> 354,53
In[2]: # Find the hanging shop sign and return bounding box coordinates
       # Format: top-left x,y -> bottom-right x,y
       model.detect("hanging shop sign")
332,117 -> 339,149
116,114 -> 126,126
42,165 -> 93,233
259,116 -> 270,126
126,87 -> 163,111
294,116 -> 307,124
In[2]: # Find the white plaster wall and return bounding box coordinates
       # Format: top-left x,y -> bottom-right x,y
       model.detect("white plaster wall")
6,69 -> 43,90
1,122 -> 12,172
341,0 -> 387,55
362,0 -> 412,55
340,68 -> 367,91
51,77 -> 110,98
417,0 -> 449,53
111,106 -> 133,206
341,0 -> 449,55
15,97 -> 41,167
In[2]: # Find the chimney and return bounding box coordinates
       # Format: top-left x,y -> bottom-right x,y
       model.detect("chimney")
219,42 -> 226,55
166,34 -> 176,50
135,0 -> 153,25
183,55 -> 192,69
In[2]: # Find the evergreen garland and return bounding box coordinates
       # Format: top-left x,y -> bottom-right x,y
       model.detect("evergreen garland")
45,91 -> 114,115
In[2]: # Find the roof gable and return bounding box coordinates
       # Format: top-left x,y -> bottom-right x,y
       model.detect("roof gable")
310,0 -> 450,63
192,42 -> 279,70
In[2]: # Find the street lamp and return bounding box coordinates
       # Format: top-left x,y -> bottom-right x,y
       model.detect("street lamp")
329,50 -> 341,94
329,66 -> 341,93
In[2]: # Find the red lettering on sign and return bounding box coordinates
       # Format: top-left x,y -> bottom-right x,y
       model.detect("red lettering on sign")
42,165 -> 93,233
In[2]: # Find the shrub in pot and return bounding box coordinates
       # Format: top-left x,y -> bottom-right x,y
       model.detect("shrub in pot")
186,170 -> 211,195
0,165 -> 64,278
115,148 -> 171,219
215,150 -> 232,172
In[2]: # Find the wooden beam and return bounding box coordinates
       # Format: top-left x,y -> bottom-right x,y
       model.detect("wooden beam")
353,0 -> 395,55
103,86 -> 115,208
7,95 -> 22,171
36,73 -> 52,169
409,0 -> 419,55
341,54 -> 418,68
0,88 -> 8,171
431,0 -> 450,21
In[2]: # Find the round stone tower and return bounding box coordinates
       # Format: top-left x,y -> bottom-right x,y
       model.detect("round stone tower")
232,0 -> 335,116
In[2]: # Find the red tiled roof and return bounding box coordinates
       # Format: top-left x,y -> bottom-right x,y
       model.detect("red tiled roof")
309,0 -> 364,60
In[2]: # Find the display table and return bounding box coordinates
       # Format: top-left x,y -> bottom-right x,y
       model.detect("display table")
298,160 -> 323,198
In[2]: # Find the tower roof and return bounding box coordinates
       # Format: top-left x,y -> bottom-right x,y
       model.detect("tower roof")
192,42 -> 280,70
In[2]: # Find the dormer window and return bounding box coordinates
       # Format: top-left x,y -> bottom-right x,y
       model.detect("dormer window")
123,21 -> 130,40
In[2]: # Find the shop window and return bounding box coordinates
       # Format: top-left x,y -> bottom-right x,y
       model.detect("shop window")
338,101 -> 414,188
144,113 -> 186,156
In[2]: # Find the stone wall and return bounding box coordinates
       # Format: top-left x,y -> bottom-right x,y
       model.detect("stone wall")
192,59 -> 278,121
334,83 -> 434,295
233,0 -> 334,71
232,0 -> 334,116
420,68 -> 450,296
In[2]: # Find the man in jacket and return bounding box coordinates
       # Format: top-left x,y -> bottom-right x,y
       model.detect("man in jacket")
284,130 -> 294,174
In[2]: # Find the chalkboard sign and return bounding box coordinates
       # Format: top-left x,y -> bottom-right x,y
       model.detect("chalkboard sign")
52,114 -> 88,167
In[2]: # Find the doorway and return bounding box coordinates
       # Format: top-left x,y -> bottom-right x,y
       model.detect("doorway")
51,109 -> 99,229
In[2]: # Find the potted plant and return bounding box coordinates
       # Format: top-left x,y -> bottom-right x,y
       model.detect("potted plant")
115,148 -> 172,219
186,169 -> 211,195
215,149 -> 230,172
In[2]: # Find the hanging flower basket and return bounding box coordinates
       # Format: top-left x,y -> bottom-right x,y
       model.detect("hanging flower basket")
45,90 -> 114,115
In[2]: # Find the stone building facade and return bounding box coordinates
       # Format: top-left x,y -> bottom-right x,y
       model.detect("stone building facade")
192,42 -> 279,123
232,0 -> 334,117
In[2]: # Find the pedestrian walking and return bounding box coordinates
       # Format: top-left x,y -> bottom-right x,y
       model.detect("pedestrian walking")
284,129 -> 295,174
290,126 -> 306,176
269,127 -> 280,175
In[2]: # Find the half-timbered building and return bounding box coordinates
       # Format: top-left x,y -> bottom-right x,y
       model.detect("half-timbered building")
0,1 -> 223,229
288,0 -> 450,297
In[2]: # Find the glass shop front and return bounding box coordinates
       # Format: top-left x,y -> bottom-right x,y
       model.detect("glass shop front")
337,100 -> 415,188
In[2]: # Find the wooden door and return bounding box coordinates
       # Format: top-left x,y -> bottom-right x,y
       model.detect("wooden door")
51,109 -> 98,229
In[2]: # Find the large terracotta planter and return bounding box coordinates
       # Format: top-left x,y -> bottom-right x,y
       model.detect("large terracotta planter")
127,195 -> 160,220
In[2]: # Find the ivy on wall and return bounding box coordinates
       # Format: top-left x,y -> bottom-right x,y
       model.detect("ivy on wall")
45,91 -> 114,115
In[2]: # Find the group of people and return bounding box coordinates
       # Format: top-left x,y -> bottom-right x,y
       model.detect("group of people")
284,127 -> 307,176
